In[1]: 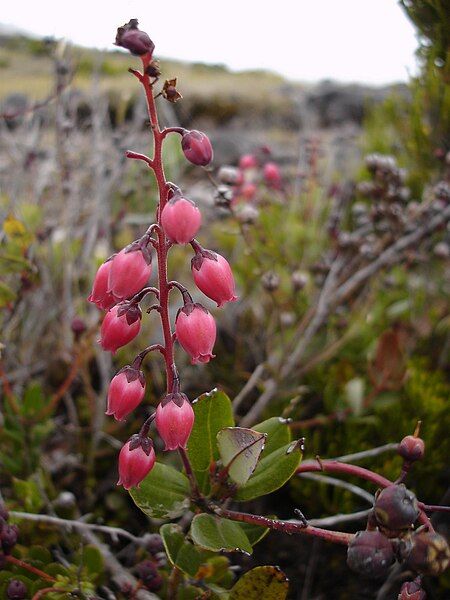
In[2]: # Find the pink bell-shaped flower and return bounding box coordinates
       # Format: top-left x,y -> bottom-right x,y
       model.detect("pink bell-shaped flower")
263,162 -> 282,188
239,154 -> 258,170
191,245 -> 237,307
108,246 -> 152,301
161,196 -> 202,244
88,258 -> 117,310
181,130 -> 213,166
99,304 -> 141,353
175,303 -> 216,364
117,436 -> 155,490
106,366 -> 146,421
155,392 -> 194,451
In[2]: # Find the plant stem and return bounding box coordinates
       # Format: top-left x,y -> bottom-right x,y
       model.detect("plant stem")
216,507 -> 353,546
297,459 -> 393,488
6,555 -> 56,583
139,58 -> 174,392
137,60 -> 202,501
178,446 -> 202,500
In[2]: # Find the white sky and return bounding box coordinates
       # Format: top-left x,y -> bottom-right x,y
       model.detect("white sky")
2,0 -> 419,85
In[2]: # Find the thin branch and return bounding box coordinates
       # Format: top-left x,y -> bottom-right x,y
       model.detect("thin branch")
10,511 -> 144,545
333,443 -> 399,463
232,363 -> 266,411
6,555 -> 55,583
298,472 -> 374,504
333,203 -> 450,305
305,509 -> 372,528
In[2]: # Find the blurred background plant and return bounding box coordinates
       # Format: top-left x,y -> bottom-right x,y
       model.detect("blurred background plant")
0,1 -> 449,598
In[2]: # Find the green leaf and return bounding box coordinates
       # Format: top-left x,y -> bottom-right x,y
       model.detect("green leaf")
21,383 -> 47,417
217,427 -> 266,486
190,514 -> 252,554
0,281 -> 16,306
235,440 -> 303,502
237,521 -> 270,547
13,478 -> 44,513
130,462 -> 190,519
80,545 -> 104,576
252,416 -> 291,455
230,566 -> 289,599
187,389 -> 234,492
160,523 -> 209,577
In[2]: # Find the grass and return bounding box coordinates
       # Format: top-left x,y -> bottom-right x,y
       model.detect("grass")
0,35 -> 297,104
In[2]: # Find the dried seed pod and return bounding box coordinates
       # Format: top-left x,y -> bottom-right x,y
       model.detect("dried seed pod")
374,485 -> 419,534
347,530 -> 395,579
399,531 -> 450,576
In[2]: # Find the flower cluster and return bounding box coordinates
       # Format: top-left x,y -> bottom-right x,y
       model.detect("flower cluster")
214,147 -> 283,211
88,20 -> 237,491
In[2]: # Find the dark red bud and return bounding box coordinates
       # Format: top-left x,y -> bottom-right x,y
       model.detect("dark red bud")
398,579 -> 427,600
6,579 -> 27,600
136,560 -> 163,591
181,130 -> 213,166
115,19 -> 155,57
398,435 -> 425,462
71,317 -> 87,338
1,524 -> 19,554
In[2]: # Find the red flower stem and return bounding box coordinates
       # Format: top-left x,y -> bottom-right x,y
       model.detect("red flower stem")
125,150 -> 153,167
216,507 -> 353,546
420,503 -> 450,514
139,57 -> 175,393
178,446 -> 201,500
6,555 -> 56,583
297,459 -> 392,488
137,58 -> 201,493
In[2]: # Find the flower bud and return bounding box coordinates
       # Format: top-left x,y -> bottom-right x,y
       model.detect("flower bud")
106,366 -> 146,421
136,560 -> 163,591
347,530 -> 394,579
88,259 -> 117,310
1,524 -> 19,554
117,437 -> 156,490
399,531 -> 450,576
108,247 -> 152,301
181,130 -> 213,166
143,533 -> 165,554
261,271 -> 280,292
192,250 -> 237,307
398,580 -> 426,600
239,182 -> 257,201
115,19 -> 155,57
161,196 -> 202,244
99,304 -> 141,353
71,317 -> 87,338
263,162 -> 282,188
374,484 -> 419,533
156,392 -> 194,450
6,580 -> 27,600
236,204 -> 259,225
218,166 -> 243,186
239,154 -> 258,170
175,303 -> 216,364
398,435 -> 425,463
291,270 -> 308,291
